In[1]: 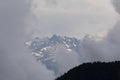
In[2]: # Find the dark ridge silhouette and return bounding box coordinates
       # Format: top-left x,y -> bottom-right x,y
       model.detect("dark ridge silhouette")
56,61 -> 120,80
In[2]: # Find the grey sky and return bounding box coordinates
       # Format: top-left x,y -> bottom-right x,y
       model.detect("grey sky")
0,0 -> 120,80
0,0 -> 55,80
79,0 -> 120,62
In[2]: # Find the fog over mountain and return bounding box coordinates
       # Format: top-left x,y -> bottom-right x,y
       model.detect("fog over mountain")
28,0 -> 120,78
0,0 -> 120,80
29,0 -> 118,38
0,0 -> 55,80
26,35 -> 82,76
80,0 -> 120,62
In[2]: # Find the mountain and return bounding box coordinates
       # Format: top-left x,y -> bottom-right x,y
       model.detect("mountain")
56,61 -> 120,80
25,35 -> 81,76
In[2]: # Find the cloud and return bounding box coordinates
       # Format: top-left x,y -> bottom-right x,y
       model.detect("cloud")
112,0 -> 120,14
24,0 -> 120,78
0,0 -> 55,80
78,0 -> 120,62
28,0 -> 118,38
1,0 -> 120,80
80,23 -> 120,62
54,44 -> 80,75
23,0 -> 120,78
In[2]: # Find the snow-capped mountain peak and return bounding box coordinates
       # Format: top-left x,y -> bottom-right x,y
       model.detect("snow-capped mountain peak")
26,35 -> 81,76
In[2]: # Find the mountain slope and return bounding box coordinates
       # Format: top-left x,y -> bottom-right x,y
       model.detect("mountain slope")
56,61 -> 120,80
25,35 -> 81,76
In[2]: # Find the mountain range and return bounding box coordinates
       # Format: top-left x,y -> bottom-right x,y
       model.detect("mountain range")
25,35 -> 120,79
25,35 -> 84,76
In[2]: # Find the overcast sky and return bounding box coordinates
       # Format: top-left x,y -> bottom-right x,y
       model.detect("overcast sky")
0,0 -> 55,80
0,0 -> 120,80
26,0 -> 119,39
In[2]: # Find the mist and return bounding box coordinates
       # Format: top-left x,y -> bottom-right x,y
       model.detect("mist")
80,0 -> 120,62
29,0 -> 117,38
0,0 -> 55,80
54,44 -> 80,75
1,0 -> 120,80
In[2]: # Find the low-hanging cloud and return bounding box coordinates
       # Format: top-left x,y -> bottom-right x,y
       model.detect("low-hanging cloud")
24,0 -> 120,78
28,0 -> 118,38
1,0 -> 120,80
0,0 -> 55,80
79,0 -> 120,62
112,0 -> 120,14
54,44 -> 80,75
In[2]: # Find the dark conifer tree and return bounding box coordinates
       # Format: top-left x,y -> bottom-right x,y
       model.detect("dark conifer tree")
56,61 -> 120,80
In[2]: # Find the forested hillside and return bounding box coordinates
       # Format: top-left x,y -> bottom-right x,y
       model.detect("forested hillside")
56,61 -> 120,80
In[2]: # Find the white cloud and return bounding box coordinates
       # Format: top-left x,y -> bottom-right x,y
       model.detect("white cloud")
2,0 -> 120,80
54,44 -> 80,74
0,0 -> 55,80
27,0 -> 118,38
79,0 -> 120,62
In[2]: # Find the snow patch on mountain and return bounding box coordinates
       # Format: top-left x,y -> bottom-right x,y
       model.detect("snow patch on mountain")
26,35 -> 81,76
